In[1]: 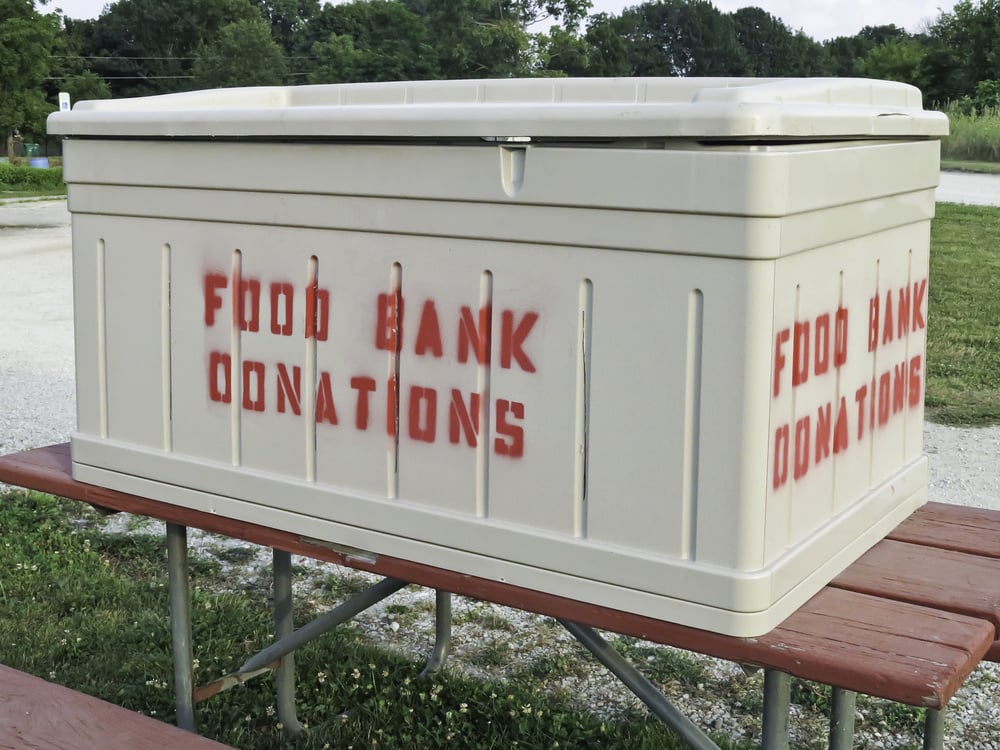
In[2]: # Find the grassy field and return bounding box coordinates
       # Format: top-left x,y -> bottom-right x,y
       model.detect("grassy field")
926,202 -> 1000,425
942,108 -> 1000,163
0,491 -> 750,750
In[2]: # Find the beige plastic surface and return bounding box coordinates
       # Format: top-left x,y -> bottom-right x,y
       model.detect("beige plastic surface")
56,79 -> 941,636
47,77 -> 948,140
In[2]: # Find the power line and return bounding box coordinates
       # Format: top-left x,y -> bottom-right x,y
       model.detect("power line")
50,54 -> 323,60
45,75 -> 197,80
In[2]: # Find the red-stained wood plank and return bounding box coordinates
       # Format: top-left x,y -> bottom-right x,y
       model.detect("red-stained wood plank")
0,445 -> 993,709
0,665 -> 231,750
889,501 -> 1000,559
830,539 -> 1000,635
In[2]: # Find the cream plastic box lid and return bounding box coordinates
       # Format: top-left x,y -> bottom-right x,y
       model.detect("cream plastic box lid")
48,77 -> 948,141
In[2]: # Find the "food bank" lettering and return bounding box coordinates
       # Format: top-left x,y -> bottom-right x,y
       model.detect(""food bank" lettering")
771,278 -> 928,490
202,271 -> 538,458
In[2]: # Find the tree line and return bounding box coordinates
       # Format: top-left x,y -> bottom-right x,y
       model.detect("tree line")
5,0 -> 1000,150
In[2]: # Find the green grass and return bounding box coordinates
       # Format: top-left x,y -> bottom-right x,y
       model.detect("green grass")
940,159 -> 1000,174
941,108 -> 1000,163
0,491 -> 750,750
926,202 -> 1000,425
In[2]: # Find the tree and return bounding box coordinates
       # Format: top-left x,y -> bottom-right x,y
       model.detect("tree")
582,12 -> 630,76
857,37 -> 927,87
307,0 -> 437,83
193,19 -> 288,88
609,0 -> 748,77
0,0 -> 59,155
59,71 -> 113,103
84,0 -> 262,98
732,7 -> 829,77
248,0 -> 321,56
922,0 -> 1000,103
536,26 -> 591,76
824,25 -> 909,77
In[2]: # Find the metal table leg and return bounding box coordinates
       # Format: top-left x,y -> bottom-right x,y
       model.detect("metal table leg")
559,619 -> 721,750
273,549 -> 303,734
762,670 -> 790,750
924,708 -> 945,750
420,590 -> 452,677
166,522 -> 195,731
829,688 -> 856,750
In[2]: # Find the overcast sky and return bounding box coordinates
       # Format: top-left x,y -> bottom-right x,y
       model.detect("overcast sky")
49,0 -> 955,43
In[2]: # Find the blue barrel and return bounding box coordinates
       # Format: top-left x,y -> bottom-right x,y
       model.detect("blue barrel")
28,157 -> 50,168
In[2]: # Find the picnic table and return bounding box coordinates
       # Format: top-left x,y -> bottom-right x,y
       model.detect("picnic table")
2,442 -> 999,750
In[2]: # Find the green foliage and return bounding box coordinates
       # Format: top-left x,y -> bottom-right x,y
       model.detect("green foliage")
0,0 -> 59,152
307,0 -> 438,83
856,37 -> 927,85
0,162 -> 64,191
732,7 -> 829,76
0,490 -> 754,750
824,24 -> 913,78
193,19 -> 289,88
24,0 -> 1000,110
85,0 -> 264,98
923,0 -> 1000,102
926,202 -> 1000,425
941,105 -> 1000,161
609,0 -> 749,77
60,71 -> 113,103
249,0 -> 322,56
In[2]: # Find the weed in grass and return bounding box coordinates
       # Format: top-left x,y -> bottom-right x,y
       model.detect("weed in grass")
518,651 -> 593,681
457,602 -> 516,632
210,545 -> 259,564
383,602 -> 419,628
318,570 -> 377,600
610,636 -> 709,686
470,637 -> 513,668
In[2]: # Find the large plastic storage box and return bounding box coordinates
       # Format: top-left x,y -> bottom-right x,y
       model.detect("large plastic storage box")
48,78 -> 947,636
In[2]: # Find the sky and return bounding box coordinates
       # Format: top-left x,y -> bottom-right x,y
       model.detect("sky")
49,0 -> 957,43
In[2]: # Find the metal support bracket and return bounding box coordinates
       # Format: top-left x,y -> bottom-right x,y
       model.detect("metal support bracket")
559,619 -> 722,750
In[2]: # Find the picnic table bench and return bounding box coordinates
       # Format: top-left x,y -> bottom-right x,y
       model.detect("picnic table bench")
0,664 -> 231,750
2,442 -> 999,750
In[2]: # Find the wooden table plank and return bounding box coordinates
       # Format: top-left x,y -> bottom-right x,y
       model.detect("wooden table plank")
888,501 -> 1000,661
831,538 -> 1000,635
0,444 -> 994,709
889,502 -> 1000,559
0,665 -> 231,750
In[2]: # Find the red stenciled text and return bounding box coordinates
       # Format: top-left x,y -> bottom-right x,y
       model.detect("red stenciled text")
771,277 -> 928,491
203,272 -> 537,458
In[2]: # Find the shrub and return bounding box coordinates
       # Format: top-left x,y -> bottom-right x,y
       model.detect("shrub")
940,102 -> 1000,162
0,162 -> 65,191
